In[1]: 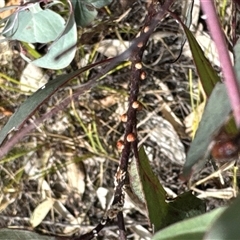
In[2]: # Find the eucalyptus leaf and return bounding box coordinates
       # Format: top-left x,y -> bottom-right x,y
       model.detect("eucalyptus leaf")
71,0 -> 112,27
3,3 -> 65,43
71,0 -> 97,27
32,13 -> 77,69
177,12 -> 220,96
137,146 -> 168,231
166,192 -> 206,226
182,82 -> 230,178
133,147 -> 205,231
86,0 -> 113,8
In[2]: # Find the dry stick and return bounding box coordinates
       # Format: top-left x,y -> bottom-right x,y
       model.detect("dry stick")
77,0 -> 176,239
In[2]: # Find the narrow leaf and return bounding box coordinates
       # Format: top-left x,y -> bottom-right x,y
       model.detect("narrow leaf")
182,37 -> 240,178
182,82 -> 231,178
174,12 -> 221,96
137,146 -> 168,231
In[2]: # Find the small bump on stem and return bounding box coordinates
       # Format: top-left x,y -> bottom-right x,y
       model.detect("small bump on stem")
126,133 -> 136,142
140,71 -> 146,80
135,62 -> 142,69
120,113 -> 127,122
132,101 -> 140,109
116,140 -> 124,152
137,41 -> 143,48
144,26 -> 150,33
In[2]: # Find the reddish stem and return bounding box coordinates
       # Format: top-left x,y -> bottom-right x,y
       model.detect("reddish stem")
200,0 -> 240,127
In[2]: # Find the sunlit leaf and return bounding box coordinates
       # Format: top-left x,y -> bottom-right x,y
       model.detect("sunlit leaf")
2,3 -> 65,43
30,198 -> 55,228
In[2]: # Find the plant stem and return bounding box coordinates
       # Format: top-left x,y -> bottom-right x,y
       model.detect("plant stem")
201,0 -> 240,127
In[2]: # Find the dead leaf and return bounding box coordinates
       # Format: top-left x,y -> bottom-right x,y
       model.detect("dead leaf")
30,198 -> 55,228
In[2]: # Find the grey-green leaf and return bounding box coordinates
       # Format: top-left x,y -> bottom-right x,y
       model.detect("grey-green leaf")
71,0 -> 97,27
182,82 -> 230,178
182,38 -> 240,178
32,13 -> 77,69
3,3 -> 65,43
87,0 -> 113,8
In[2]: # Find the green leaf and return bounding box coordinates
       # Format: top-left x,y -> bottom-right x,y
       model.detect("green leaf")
133,147 -> 205,231
71,0 -> 112,27
182,82 -> 230,178
166,192 -> 206,226
137,146 -> 168,231
204,195 -> 240,239
32,13 -> 77,69
3,3 -> 65,43
182,38 -> 240,178
71,0 -> 97,27
87,0 -> 113,8
152,207 -> 225,240
0,228 -> 55,240
171,10 -> 237,135
179,14 -> 220,96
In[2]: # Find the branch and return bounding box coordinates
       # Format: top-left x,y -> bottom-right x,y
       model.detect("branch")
78,0 -> 176,239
